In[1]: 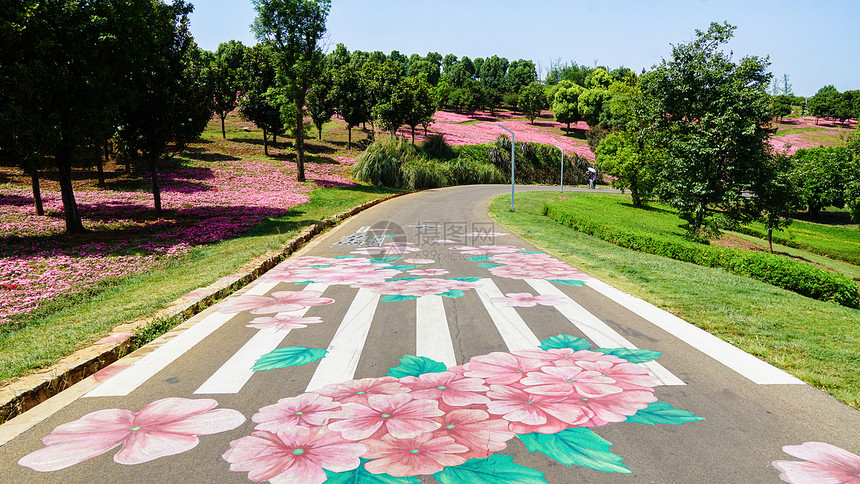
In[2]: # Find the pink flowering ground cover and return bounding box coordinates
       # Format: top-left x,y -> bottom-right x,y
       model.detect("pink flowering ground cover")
0,123 -> 357,325
398,109 -> 596,161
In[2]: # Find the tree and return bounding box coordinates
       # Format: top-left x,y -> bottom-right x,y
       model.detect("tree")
640,22 -> 775,237
370,60 -> 409,135
578,86 -> 610,128
518,82 -> 546,124
596,131 -> 655,207
402,75 -> 436,144
771,94 -> 793,122
506,59 -> 537,93
252,0 -> 331,182
791,146 -> 851,218
808,85 -> 839,124
117,1 -> 212,216
0,0 -> 170,233
551,81 -> 584,131
306,72 -> 335,140
216,40 -> 247,72
480,55 -> 509,93
237,44 -> 285,156
331,63 -> 370,149
754,155 -> 800,252
326,42 -> 350,71
209,63 -> 238,139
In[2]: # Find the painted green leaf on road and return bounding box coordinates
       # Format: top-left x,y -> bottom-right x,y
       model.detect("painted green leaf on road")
325,459 -> 419,484
547,279 -> 586,287
448,276 -> 481,282
539,334 -> 592,351
387,354 -> 447,378
370,257 -> 403,263
478,262 -> 503,268
518,428 -> 631,474
597,348 -> 662,363
380,295 -> 420,302
438,289 -> 466,299
253,346 -> 327,371
625,401 -> 705,425
467,256 -> 491,261
386,265 -> 419,271
434,455 -> 547,484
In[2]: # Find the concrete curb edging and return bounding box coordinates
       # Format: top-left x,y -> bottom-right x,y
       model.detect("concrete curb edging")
0,191 -> 406,424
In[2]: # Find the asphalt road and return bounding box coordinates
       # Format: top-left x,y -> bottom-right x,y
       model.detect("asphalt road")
1,185 -> 858,483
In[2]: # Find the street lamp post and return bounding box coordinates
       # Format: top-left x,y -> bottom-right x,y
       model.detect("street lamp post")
499,124 -> 515,211
556,145 -> 564,192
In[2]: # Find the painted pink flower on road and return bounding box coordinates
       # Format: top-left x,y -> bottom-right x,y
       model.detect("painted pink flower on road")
245,315 -> 323,330
400,371 -> 490,406
328,394 -> 443,440
356,278 -> 477,297
582,389 -> 658,427
314,376 -> 410,404
223,427 -> 367,484
521,365 -> 622,398
218,290 -> 333,314
492,292 -> 566,307
403,258 -> 436,264
253,394 -> 341,432
19,398 -> 245,471
431,408 -> 515,460
773,441 -> 860,484
485,385 -> 593,434
92,364 -> 129,383
463,351 -> 543,385
407,269 -> 450,276
363,433 -> 468,477
94,332 -> 133,345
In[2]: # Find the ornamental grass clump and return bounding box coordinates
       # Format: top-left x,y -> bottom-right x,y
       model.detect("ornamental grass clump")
351,136 -> 421,188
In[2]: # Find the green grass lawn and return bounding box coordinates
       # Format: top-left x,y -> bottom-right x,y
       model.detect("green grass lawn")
490,191 -> 860,408
740,218 -> 860,267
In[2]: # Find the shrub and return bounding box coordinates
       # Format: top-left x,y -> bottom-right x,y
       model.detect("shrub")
402,158 -> 450,190
544,200 -> 860,308
351,136 -> 421,188
421,135 -> 456,161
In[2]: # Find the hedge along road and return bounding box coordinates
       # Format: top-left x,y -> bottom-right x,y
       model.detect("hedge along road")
0,185 -> 858,483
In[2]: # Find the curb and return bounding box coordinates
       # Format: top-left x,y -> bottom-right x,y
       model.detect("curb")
0,191 -> 406,424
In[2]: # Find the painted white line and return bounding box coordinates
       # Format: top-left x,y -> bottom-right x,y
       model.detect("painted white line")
194,283 -> 329,394
416,295 -> 457,367
475,278 -> 542,351
85,282 -> 280,398
585,278 -> 805,385
305,288 -> 380,392
526,279 -> 685,386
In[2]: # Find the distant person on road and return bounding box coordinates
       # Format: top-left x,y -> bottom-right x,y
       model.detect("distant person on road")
587,171 -> 596,189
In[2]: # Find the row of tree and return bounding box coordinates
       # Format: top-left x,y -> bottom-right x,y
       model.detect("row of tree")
591,22 -> 860,244
1,0 -> 211,233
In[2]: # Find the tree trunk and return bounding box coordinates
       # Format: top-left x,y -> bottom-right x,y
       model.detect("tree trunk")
567,121 -> 571,131
296,95 -> 306,182
31,170 -> 44,216
220,113 -> 227,139
411,126 -> 415,145
98,142 -> 107,187
768,228 -> 774,253
263,128 -> 269,156
149,155 -> 162,217
55,139 -> 86,234
318,124 -> 322,140
347,126 -> 352,150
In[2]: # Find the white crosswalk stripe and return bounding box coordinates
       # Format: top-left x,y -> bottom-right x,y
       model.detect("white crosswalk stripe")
416,295 -> 458,367
474,278 -> 543,351
85,282 -> 280,398
305,288 -> 381,392
585,279 -> 805,385
194,283 -> 329,395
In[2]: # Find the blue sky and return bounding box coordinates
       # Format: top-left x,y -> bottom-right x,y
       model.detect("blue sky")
188,0 -> 859,96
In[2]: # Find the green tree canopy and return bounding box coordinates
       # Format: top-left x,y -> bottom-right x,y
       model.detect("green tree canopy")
518,82 -> 547,124
640,21 -> 775,236
252,0 -> 331,182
